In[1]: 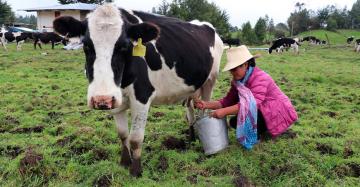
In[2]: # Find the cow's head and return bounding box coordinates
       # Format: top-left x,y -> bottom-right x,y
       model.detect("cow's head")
53,4 -> 159,110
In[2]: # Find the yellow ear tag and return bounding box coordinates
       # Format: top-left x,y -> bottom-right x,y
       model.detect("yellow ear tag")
132,38 -> 146,57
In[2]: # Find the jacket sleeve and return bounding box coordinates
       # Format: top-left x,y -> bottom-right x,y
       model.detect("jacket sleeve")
248,73 -> 270,107
218,83 -> 239,107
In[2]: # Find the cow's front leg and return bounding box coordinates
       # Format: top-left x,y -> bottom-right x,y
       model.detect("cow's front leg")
114,111 -> 131,168
128,102 -> 150,177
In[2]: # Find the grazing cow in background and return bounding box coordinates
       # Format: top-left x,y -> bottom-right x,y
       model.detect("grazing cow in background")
221,37 -> 240,47
301,36 -> 316,43
355,39 -> 360,52
321,40 -> 327,45
33,32 -> 68,49
269,38 -> 300,54
53,4 -> 223,177
0,31 -> 33,51
347,36 -> 354,44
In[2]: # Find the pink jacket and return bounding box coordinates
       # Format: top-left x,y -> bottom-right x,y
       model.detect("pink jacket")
219,67 -> 298,137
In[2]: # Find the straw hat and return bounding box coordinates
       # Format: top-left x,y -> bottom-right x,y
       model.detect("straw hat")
223,45 -> 256,72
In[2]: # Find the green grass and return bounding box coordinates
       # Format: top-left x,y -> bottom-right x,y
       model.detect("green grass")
0,43 -> 360,186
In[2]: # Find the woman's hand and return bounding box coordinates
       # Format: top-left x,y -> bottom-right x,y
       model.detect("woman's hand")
210,109 -> 226,119
194,99 -> 207,110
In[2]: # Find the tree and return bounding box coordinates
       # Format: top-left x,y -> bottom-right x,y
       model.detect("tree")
58,0 -> 113,4
0,0 -> 15,25
350,0 -> 360,28
254,17 -> 266,44
287,9 -> 311,35
241,22 -> 257,45
15,15 -> 37,29
152,0 -> 231,36
326,17 -> 338,31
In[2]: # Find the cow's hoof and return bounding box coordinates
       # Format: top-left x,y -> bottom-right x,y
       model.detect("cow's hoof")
130,158 -> 142,177
120,147 -> 132,168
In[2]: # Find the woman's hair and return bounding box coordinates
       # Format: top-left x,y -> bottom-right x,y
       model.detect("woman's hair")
247,58 -> 256,67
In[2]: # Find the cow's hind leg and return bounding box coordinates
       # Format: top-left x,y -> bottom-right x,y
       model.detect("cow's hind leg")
1,39 -> 7,51
114,111 -> 132,167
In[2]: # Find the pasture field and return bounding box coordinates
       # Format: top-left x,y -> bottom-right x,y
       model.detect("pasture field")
0,43 -> 359,186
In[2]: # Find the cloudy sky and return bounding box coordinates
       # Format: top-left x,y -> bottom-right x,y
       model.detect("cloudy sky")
6,0 -> 357,27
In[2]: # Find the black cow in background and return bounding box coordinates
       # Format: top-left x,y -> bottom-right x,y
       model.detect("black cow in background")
33,32 -> 68,49
221,37 -> 241,47
0,31 -> 33,51
269,38 -> 300,54
347,36 -> 354,44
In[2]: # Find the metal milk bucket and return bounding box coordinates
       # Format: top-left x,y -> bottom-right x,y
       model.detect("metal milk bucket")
194,116 -> 229,155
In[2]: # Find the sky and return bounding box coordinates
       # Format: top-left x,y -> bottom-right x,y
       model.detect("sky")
5,0 -> 357,27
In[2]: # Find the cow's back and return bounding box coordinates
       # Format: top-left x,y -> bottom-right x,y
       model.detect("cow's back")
127,11 -> 222,104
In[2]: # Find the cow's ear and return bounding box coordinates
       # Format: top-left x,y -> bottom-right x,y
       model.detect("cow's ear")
127,22 -> 160,43
53,16 -> 87,37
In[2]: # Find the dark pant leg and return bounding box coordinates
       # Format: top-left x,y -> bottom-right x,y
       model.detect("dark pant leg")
257,111 -> 268,136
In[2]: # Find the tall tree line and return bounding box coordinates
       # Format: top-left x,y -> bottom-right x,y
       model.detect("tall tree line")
288,0 -> 360,35
0,0 -> 15,25
152,0 -> 231,36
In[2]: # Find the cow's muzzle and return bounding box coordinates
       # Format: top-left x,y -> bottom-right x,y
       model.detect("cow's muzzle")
91,95 -> 115,110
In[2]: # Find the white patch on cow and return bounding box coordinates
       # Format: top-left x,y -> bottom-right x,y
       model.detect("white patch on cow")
190,20 -> 215,30
13,32 -> 21,38
291,43 -> 299,54
147,45 -> 196,104
87,4 -> 124,108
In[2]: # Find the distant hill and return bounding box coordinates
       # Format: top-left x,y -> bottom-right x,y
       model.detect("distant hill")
297,30 -> 360,45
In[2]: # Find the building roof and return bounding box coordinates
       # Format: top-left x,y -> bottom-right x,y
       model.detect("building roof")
20,3 -> 98,12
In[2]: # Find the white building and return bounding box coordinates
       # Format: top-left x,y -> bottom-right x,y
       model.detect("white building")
21,3 -> 97,32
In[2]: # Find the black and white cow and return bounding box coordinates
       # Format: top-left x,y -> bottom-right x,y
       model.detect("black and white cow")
53,4 -> 223,176
301,36 -> 316,43
221,37 -> 240,47
355,39 -> 360,52
0,31 -> 33,51
269,38 -> 300,54
347,36 -> 354,44
33,32 -> 68,49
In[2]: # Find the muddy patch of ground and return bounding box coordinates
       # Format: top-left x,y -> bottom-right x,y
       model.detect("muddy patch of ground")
3,115 -> 20,125
0,146 -> 23,158
152,112 -> 165,118
333,163 -> 360,178
280,130 -> 297,139
157,155 -> 169,172
321,111 -> 337,118
316,143 -> 338,155
11,125 -> 44,133
93,174 -> 112,187
162,136 -> 187,151
343,141 -> 354,159
318,132 -> 343,138
56,135 -> 76,147
19,148 -> 44,176
232,169 -> 255,187
186,174 -> 198,184
92,148 -> 109,162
